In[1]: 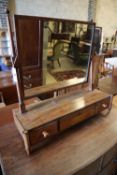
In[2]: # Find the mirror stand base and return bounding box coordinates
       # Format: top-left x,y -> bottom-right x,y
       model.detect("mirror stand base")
13,90 -> 112,155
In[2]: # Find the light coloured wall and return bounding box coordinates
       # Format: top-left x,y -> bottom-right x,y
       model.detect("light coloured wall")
96,0 -> 117,38
9,0 -> 89,21
8,0 -> 16,16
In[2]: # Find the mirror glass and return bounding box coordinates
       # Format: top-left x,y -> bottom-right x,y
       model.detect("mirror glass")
13,15 -> 95,101
42,20 -> 94,86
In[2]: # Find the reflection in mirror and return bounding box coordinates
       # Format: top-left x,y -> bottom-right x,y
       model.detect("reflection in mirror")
13,15 -> 95,112
43,20 -> 94,86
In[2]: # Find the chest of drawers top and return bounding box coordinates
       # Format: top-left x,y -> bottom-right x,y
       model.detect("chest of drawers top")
14,90 -> 111,131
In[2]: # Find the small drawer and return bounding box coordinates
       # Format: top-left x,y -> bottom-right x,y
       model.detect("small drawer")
96,97 -> 110,113
100,159 -> 117,175
29,122 -> 58,146
23,70 -> 42,79
77,157 -> 102,175
23,78 -> 42,89
60,105 -> 96,131
102,144 -> 117,168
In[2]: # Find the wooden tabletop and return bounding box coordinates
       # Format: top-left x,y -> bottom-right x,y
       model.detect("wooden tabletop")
1,97 -> 117,175
15,90 -> 110,131
25,77 -> 86,99
0,98 -> 40,127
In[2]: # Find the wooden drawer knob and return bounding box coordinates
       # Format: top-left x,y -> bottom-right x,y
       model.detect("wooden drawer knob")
24,83 -> 32,89
28,75 -> 32,79
42,131 -> 49,138
23,75 -> 31,80
29,83 -> 32,88
102,103 -> 107,108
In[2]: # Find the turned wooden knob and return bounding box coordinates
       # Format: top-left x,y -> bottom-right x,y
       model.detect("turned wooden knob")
42,131 -> 49,138
29,83 -> 32,88
28,75 -> 32,79
102,104 -> 107,108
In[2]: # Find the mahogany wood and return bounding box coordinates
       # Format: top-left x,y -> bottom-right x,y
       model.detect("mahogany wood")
14,15 -> 44,112
13,90 -> 111,154
12,15 -> 95,112
0,97 -> 39,126
25,77 -> 86,99
0,100 -> 117,175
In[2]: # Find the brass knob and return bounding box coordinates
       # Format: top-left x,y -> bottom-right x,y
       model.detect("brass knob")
42,131 -> 49,138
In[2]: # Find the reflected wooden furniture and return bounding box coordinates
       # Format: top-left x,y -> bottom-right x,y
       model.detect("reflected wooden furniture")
102,62 -> 114,77
98,57 -> 117,95
51,33 -> 70,40
1,98 -> 117,175
105,57 -> 117,76
0,71 -> 18,105
99,76 -> 117,95
47,41 -> 64,68
98,55 -> 114,78
13,90 -> 111,154
25,77 -> 87,99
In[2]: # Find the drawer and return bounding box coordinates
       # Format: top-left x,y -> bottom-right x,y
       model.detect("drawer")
75,157 -> 102,175
23,70 -> 42,88
23,70 -> 42,79
29,122 -> 58,145
23,78 -> 42,89
96,97 -> 110,113
99,160 -> 117,175
60,105 -> 96,131
102,144 -> 117,168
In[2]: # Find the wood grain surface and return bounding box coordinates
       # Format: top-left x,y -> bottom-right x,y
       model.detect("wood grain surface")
14,90 -> 110,131
0,97 -> 117,175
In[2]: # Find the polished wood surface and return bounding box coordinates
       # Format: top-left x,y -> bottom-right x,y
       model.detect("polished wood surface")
14,15 -> 44,112
15,90 -> 110,130
13,90 -> 111,154
92,55 -> 101,89
1,99 -> 117,174
0,98 -> 39,127
25,77 -> 86,99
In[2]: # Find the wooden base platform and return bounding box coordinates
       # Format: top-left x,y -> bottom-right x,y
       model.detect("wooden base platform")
1,100 -> 117,175
13,90 -> 112,154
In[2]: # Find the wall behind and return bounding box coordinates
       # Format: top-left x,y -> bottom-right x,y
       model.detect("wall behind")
0,0 -> 8,28
9,0 -> 89,21
96,0 -> 117,38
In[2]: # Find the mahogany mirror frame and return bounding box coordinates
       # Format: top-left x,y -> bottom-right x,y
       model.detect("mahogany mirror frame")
8,14 -> 95,113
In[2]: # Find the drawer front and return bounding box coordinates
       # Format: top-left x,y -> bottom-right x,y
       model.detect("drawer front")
60,105 -> 96,131
99,160 -> 117,175
29,122 -> 58,145
96,97 -> 110,113
102,144 -> 117,168
23,70 -> 41,77
75,158 -> 102,175
23,78 -> 42,89
23,70 -> 42,89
